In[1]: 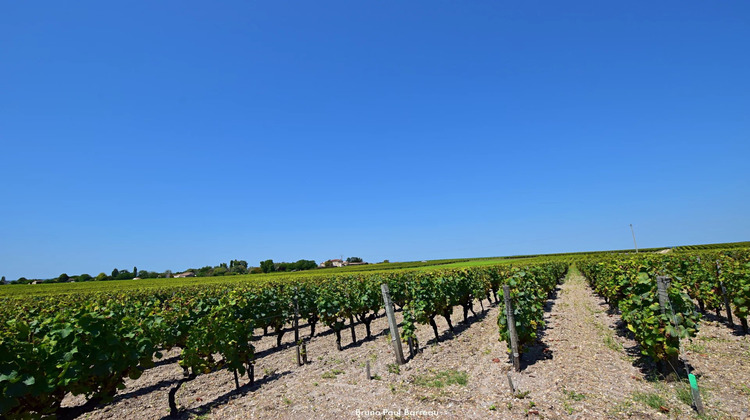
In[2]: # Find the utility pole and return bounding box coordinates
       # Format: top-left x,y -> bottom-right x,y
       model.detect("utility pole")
630,224 -> 638,253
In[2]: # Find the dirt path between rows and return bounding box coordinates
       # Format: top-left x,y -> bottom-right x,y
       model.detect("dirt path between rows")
65,268 -> 749,419
517,267 -> 749,420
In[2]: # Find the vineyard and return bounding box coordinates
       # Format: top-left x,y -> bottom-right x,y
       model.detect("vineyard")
578,249 -> 750,368
1,248 -> 748,419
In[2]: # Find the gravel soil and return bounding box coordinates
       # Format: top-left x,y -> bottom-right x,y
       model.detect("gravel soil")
64,269 -> 749,419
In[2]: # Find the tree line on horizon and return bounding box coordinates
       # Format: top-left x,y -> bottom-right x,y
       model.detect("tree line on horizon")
1,257 -> 366,285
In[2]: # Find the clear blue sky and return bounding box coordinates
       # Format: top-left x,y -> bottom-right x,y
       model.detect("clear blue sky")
1,1 -> 749,280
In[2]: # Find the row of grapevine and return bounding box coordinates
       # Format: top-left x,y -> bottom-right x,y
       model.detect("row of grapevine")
673,241 -> 750,252
577,248 -> 749,371
0,288 -> 258,418
663,250 -> 750,332
0,261 -> 566,418
495,263 -> 569,351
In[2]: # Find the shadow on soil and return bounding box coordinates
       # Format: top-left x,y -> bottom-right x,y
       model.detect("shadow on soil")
518,285 -> 561,370
425,298 -> 499,349
254,309 -> 394,357
340,330 -> 386,351
699,311 -> 748,336
160,370 -> 293,420
153,354 -> 181,368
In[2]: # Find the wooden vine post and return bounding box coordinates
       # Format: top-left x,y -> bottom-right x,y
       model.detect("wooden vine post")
656,276 -> 671,318
381,283 -> 405,365
502,285 -> 521,372
506,371 -> 517,394
294,289 -> 303,366
656,276 -> 705,416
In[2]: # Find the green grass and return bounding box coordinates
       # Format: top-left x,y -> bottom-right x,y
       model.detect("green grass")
387,363 -> 400,375
514,390 -> 530,399
263,367 -> 277,376
604,334 -> 623,352
562,401 -> 574,415
607,400 -> 634,417
632,391 -> 667,410
413,369 -> 468,388
686,341 -> 708,353
562,387 -> 586,401
676,385 -> 693,406
587,314 -> 622,353
322,369 -> 344,379
677,382 -> 711,408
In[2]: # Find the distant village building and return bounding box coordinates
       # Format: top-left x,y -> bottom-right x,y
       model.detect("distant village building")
319,259 -> 369,268
173,271 -> 196,278
319,259 -> 345,268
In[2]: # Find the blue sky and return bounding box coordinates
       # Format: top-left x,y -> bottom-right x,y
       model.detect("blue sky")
1,1 -> 749,279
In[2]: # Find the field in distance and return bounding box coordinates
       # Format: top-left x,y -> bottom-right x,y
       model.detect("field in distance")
2,240 -> 747,298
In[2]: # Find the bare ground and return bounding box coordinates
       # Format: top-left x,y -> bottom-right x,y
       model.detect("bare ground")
64,269 -> 749,419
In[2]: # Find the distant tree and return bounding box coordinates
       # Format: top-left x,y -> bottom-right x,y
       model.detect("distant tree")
213,266 -> 228,276
116,270 -> 133,280
230,260 -> 248,269
382,260 -> 390,264
165,270 -> 172,278
58,273 -> 69,283
346,257 -> 363,263
270,260 -> 316,272
137,270 -> 148,278
17,277 -> 28,284
133,266 -> 137,276
220,262 -> 228,269
293,259 -> 317,270
111,268 -> 119,278
260,259 -> 275,273
250,267 -> 263,274
324,260 -> 333,268
196,266 -> 213,277
78,273 -> 92,282
1,276 -> 5,283
95,272 -> 108,281
229,265 -> 247,275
